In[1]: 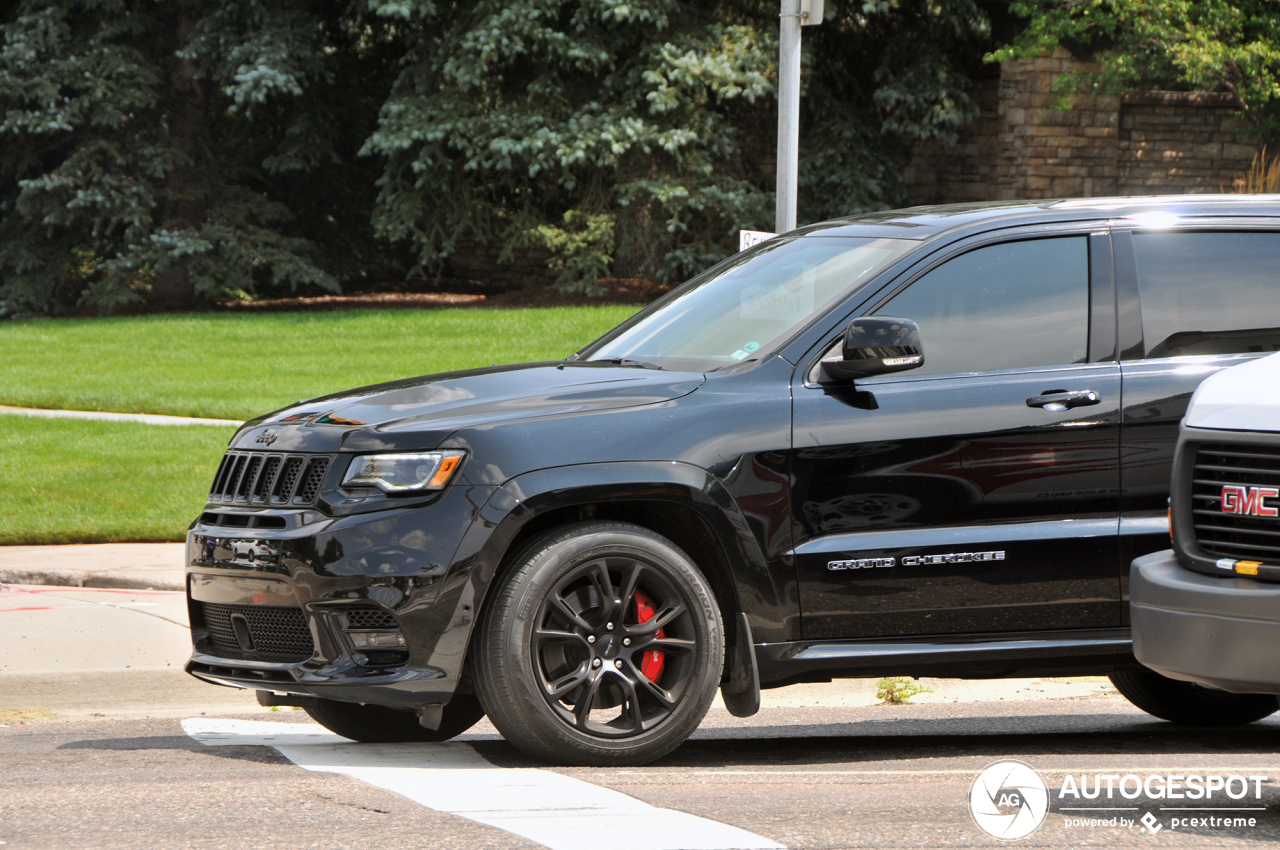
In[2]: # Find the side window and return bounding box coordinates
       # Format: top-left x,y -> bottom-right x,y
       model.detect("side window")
1132,232 -> 1280,358
873,237 -> 1090,376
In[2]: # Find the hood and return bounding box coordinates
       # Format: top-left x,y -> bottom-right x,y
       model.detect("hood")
1185,352 -> 1280,433
231,362 -> 705,453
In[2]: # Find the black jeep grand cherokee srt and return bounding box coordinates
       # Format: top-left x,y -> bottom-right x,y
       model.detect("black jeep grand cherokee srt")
187,196 -> 1280,765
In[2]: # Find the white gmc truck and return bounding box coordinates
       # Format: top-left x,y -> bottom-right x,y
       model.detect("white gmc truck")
1129,351 -> 1280,724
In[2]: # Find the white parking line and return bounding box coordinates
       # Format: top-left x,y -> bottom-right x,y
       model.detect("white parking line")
183,718 -> 783,850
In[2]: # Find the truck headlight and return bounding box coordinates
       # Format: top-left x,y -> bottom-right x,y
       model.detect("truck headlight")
341,451 -> 465,494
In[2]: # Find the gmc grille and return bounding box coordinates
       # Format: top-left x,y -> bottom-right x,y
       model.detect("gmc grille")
197,602 -> 315,662
1191,444 -> 1280,562
208,451 -> 333,506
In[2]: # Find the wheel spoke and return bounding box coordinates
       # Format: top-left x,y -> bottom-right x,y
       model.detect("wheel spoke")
544,664 -> 591,699
615,671 -> 646,733
585,560 -> 616,615
617,562 -> 645,617
549,595 -> 595,632
534,628 -> 588,650
629,600 -> 685,635
633,671 -> 677,710
644,636 -> 696,654
573,673 -> 604,730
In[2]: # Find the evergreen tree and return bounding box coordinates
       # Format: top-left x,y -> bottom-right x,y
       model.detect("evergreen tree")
364,0 -> 990,292
0,0 -> 993,312
0,0 -> 396,316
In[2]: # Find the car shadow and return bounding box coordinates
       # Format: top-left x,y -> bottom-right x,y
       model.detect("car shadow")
468,713 -> 1280,769
57,734 -> 290,765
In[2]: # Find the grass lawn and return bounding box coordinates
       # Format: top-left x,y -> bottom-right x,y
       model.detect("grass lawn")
0,417 -> 234,545
0,306 -> 637,420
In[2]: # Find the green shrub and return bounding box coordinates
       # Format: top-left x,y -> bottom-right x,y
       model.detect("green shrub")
875,677 -> 934,705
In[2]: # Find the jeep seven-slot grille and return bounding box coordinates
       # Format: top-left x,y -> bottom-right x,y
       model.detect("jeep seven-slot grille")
208,451 -> 333,506
1192,444 -> 1280,562
197,602 -> 315,662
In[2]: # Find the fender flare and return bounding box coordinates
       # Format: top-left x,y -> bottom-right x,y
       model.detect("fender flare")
425,461 -> 780,712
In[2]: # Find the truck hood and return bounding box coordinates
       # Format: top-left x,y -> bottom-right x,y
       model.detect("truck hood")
231,362 -> 705,453
1185,352 -> 1280,432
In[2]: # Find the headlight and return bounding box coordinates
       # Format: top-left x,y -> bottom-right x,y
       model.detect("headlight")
341,451 -> 465,494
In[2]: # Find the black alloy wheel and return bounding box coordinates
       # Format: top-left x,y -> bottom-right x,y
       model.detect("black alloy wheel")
475,521 -> 724,766
304,694 -> 486,743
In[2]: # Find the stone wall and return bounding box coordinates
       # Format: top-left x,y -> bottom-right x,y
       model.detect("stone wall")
1118,92 -> 1256,195
904,48 -> 1257,204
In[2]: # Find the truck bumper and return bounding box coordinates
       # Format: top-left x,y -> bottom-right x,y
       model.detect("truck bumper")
1130,551 -> 1280,694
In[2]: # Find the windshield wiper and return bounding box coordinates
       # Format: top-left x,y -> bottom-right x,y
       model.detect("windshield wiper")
708,358 -> 758,372
587,357 -> 665,370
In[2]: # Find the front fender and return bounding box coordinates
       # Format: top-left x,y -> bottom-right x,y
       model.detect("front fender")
419,461 -> 798,688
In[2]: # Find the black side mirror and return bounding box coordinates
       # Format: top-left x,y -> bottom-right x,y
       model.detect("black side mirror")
820,317 -> 924,382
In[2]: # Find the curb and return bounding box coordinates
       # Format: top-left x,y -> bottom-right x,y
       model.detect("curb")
0,569 -> 185,592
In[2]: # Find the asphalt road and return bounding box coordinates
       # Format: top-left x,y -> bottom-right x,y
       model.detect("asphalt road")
4,584 -> 1280,849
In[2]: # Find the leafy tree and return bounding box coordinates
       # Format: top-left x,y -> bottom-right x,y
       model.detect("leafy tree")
992,1 -> 1280,141
0,0 -> 397,316
0,0 -> 995,312
364,0 -> 992,293
800,0 -> 991,224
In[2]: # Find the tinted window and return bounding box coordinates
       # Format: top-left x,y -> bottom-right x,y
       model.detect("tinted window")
1133,232 -> 1280,358
875,237 -> 1089,376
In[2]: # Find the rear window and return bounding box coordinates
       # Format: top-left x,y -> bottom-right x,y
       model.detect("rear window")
1133,232 -> 1280,358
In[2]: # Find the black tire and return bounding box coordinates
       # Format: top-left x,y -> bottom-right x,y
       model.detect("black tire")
474,521 -> 724,766
304,694 -> 485,743
1109,669 -> 1278,726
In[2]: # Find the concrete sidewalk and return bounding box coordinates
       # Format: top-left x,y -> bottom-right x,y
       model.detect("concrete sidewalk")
0,544 -> 186,591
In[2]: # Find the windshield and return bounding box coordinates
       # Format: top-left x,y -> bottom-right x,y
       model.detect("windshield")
579,236 -> 914,371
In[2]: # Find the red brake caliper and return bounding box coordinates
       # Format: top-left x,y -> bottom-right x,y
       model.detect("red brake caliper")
632,588 -> 666,683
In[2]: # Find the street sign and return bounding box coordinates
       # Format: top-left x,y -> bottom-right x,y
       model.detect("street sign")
739,230 -> 777,252
801,0 -> 824,25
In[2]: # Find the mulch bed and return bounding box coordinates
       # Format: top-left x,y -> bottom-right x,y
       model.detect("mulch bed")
222,278 -> 674,312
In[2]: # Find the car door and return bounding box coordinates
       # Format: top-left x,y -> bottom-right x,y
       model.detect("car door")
791,231 -> 1123,640
1116,225 -> 1280,618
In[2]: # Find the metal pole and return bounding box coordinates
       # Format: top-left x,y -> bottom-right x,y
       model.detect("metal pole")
776,0 -> 802,234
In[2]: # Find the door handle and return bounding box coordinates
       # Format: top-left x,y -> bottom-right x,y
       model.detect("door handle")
1026,389 -> 1100,412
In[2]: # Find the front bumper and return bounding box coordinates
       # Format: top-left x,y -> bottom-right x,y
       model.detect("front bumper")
184,483 -> 495,708
1131,550 -> 1280,694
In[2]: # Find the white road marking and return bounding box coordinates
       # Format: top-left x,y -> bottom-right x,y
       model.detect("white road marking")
0,404 -> 241,427
184,718 -> 783,850
617,767 -> 1280,777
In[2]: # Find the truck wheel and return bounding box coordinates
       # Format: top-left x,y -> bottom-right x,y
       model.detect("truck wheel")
1109,669 -> 1278,726
304,694 -> 485,743
474,521 -> 724,766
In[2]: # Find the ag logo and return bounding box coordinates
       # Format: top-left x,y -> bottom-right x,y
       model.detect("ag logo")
969,760 -> 1049,840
